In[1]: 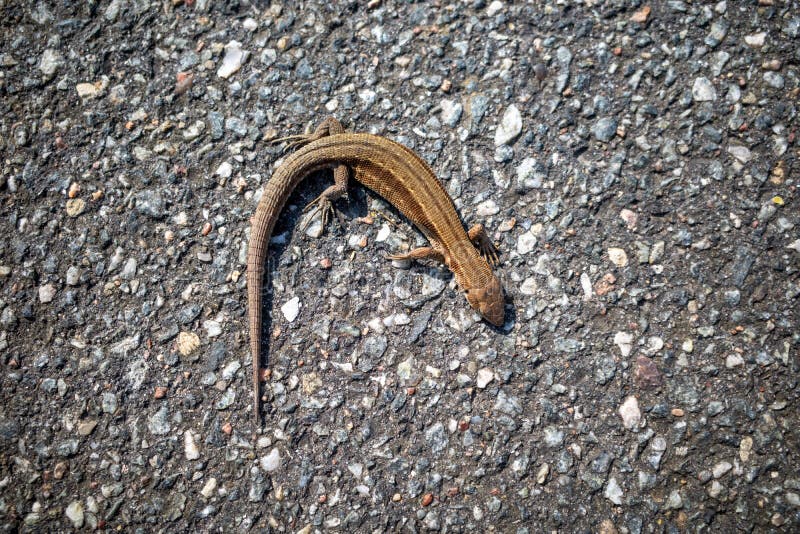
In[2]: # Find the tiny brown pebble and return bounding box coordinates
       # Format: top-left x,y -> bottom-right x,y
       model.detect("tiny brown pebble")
358,236 -> 368,248
671,408 -> 685,417
533,64 -> 547,81
458,420 -> 470,432
91,190 -> 104,201
630,5 -> 651,23
174,71 -> 194,96
598,519 -> 619,534
125,121 -> 135,130
154,386 -> 168,399
68,182 -> 80,198
490,488 -> 501,496
320,258 -> 332,269
440,79 -> 452,92
367,0 -> 381,8
222,422 -> 232,435
259,368 -> 272,381
421,493 -> 433,507
634,356 -> 663,389
298,360 -> 304,367
55,135 -> 67,150
612,47 -> 622,56
447,487 -> 459,498
202,222 -> 212,236
318,495 -> 327,504
406,387 -> 416,395
392,493 -> 402,502
54,461 -> 68,480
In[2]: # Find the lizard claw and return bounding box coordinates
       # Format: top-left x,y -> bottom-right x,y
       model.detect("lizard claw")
299,195 -> 336,233
478,241 -> 500,266
271,134 -> 314,154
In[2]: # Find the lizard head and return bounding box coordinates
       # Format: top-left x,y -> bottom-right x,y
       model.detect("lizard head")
464,274 -> 505,326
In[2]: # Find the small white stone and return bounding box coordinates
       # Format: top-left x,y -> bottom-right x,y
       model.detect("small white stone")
375,224 -> 391,242
221,360 -> 241,380
726,353 -> 745,368
605,477 -> 623,505
281,297 -> 300,322
692,77 -> 717,102
727,145 -> 752,163
215,161 -> 233,178
476,199 -> 499,216
184,430 -> 200,460
608,247 -> 628,267
65,501 -> 84,528
712,460 -> 733,479
494,104 -> 522,146
440,99 -> 463,127
519,277 -> 538,296
39,284 -> 56,303
476,368 -> 494,389
517,230 -> 537,255
260,448 -> 281,472
39,48 -> 62,78
744,32 -> 766,47
217,40 -> 246,79
646,336 -> 664,354
580,272 -> 593,301
614,331 -> 634,357
66,266 -> 80,286
242,17 -> 258,31
76,82 -> 99,98
619,395 -> 641,430
487,0 -> 504,17
203,320 -> 222,337
200,477 -> 217,498
325,98 -> 339,112
619,208 -> 637,229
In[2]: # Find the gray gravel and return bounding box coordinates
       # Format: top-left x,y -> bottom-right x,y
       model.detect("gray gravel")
1,0 -> 799,532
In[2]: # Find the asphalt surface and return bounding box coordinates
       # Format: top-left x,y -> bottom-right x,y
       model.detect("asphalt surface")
1,1 -> 798,532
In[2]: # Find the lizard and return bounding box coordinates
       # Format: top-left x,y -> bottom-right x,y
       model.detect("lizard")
247,117 -> 505,422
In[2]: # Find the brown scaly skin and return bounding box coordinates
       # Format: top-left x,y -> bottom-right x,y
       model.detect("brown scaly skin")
248,118 -> 504,422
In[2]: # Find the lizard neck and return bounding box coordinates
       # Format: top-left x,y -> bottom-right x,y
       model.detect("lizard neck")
447,240 -> 493,291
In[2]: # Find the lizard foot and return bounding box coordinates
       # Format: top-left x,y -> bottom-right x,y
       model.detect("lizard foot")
300,194 -> 337,233
468,223 -> 500,266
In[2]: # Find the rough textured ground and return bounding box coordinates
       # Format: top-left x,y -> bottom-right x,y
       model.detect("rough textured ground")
1,0 -> 798,532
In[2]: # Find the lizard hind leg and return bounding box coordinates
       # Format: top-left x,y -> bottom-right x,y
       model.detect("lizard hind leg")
300,163 -> 350,233
468,223 -> 500,266
272,117 -> 345,153
385,246 -> 445,264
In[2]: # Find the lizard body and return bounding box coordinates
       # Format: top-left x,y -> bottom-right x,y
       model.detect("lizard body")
247,118 -> 504,421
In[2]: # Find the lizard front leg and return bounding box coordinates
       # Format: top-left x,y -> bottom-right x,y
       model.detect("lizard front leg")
468,223 -> 499,265
386,246 -> 445,264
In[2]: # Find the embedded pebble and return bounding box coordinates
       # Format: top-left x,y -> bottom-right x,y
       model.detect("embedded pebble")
260,448 -> 281,472
217,40 -> 246,79
692,77 -> 717,101
607,248 -> 628,267
281,297 -> 300,322
38,284 -> 56,303
184,430 -> 200,460
494,105 -> 522,146
476,368 -> 494,389
619,396 -> 641,430
65,501 -> 84,528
